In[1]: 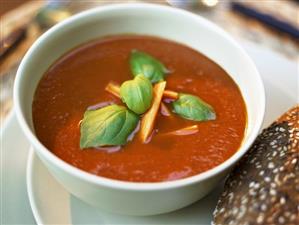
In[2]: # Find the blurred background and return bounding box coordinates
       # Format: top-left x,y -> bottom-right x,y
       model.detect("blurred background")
1,0 -> 299,123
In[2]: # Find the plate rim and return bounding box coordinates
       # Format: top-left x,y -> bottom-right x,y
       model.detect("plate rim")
26,149 -> 44,225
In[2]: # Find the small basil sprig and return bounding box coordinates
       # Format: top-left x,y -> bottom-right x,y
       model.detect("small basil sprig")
130,50 -> 169,83
80,105 -> 139,148
172,94 -> 216,122
120,75 -> 153,114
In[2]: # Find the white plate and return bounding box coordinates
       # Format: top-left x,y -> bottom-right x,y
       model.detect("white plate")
1,111 -> 34,224
1,41 -> 298,225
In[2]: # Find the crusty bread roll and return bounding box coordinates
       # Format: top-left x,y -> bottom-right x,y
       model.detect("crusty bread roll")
213,106 -> 299,225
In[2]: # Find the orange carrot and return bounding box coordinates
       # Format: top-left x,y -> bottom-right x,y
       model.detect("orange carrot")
161,125 -> 199,136
105,82 -> 120,98
163,90 -> 179,99
105,82 -> 178,100
140,81 -> 166,143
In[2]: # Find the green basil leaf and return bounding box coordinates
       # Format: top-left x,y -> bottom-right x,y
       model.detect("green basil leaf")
120,75 -> 153,114
80,105 -> 139,149
130,50 -> 169,83
172,94 -> 216,121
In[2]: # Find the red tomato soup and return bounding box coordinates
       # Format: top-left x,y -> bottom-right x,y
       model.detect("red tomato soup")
32,35 -> 247,182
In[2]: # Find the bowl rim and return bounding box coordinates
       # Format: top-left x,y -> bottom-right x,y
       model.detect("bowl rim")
14,3 -> 265,191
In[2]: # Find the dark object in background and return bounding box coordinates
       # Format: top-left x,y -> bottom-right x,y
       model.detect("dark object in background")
231,2 -> 299,40
35,3 -> 71,29
213,106 -> 299,225
0,2 -> 71,65
0,26 -> 27,60
0,0 -> 31,16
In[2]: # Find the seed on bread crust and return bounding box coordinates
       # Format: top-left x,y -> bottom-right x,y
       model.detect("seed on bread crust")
213,106 -> 299,225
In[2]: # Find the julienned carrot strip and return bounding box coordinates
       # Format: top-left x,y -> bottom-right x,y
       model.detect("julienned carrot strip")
140,81 -> 166,143
105,82 -> 178,100
105,82 -> 120,98
161,125 -> 198,136
163,90 -> 179,99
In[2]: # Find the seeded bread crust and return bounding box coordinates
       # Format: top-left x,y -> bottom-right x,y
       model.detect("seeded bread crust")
213,106 -> 299,225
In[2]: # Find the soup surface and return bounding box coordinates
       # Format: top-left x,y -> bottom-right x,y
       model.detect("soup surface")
33,35 -> 247,182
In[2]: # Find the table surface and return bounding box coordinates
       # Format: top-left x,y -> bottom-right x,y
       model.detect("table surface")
1,0 -> 298,122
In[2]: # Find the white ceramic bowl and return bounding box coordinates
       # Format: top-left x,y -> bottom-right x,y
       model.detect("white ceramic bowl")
14,3 -> 265,216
